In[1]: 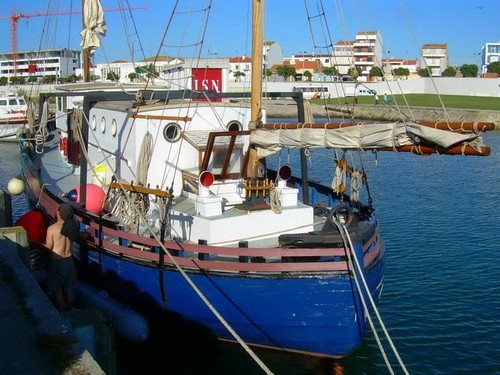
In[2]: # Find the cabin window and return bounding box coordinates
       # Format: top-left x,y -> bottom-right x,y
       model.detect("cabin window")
0,100 -> 6,106
91,115 -> 97,131
111,119 -> 117,137
9,99 -> 17,105
100,117 -> 106,133
163,122 -> 181,143
226,121 -> 242,131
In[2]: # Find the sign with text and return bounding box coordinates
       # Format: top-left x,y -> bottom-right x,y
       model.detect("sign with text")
191,68 -> 223,102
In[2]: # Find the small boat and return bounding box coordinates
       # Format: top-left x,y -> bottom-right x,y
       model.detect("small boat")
0,91 -> 28,141
18,0 -> 493,362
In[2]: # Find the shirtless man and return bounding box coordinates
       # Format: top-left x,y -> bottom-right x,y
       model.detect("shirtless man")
44,203 -> 76,312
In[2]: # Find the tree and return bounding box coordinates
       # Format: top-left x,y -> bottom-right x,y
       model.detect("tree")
303,70 -> 312,81
128,72 -> 138,82
393,67 -> 410,79
369,66 -> 383,79
27,76 -> 38,83
42,75 -> 56,83
348,66 -> 361,80
487,61 -> 500,74
264,68 -> 272,81
418,68 -> 430,77
323,66 -> 338,77
107,72 -> 119,81
460,64 -> 478,77
276,65 -> 296,81
0,76 -> 7,85
442,67 -> 457,77
233,71 -> 245,82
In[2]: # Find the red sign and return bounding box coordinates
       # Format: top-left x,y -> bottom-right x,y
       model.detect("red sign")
28,64 -> 37,73
191,68 -> 223,102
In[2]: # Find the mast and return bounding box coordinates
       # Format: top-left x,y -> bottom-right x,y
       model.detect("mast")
246,0 -> 264,178
250,0 -> 263,129
82,0 -> 90,82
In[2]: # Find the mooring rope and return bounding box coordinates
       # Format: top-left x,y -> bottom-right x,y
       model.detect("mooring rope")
340,222 -> 409,374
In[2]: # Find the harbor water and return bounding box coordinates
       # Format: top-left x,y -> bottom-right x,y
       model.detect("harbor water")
1,130 -> 499,374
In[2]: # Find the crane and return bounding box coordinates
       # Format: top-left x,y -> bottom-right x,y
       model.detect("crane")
0,4 -> 148,76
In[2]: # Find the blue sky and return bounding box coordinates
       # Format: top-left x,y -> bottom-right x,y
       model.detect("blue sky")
0,0 -> 498,66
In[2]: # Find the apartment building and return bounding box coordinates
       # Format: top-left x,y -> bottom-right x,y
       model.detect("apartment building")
481,41 -> 500,75
0,48 -> 81,81
382,58 -> 420,79
421,43 -> 448,76
353,31 -> 383,80
332,40 -> 354,75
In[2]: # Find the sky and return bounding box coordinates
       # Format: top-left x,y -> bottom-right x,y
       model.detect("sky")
0,0 -> 498,67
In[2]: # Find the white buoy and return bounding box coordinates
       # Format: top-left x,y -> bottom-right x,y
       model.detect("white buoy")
7,177 -> 25,196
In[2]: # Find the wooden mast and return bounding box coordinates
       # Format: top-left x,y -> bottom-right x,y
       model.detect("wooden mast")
82,0 -> 91,82
246,0 -> 264,178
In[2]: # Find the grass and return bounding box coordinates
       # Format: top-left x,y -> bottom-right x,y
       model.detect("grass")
319,94 -> 500,111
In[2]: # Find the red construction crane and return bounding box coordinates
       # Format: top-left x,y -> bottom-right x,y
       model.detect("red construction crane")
0,5 -> 147,76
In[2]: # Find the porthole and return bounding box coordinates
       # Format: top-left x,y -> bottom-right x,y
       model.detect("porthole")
227,120 -> 242,131
111,119 -> 117,137
100,117 -> 106,133
163,122 -> 181,143
91,115 -> 97,131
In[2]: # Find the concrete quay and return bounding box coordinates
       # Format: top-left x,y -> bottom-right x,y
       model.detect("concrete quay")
0,226 -> 104,375
262,99 -> 500,129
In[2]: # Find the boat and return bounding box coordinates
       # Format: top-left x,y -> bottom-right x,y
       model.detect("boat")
0,91 -> 28,141
17,0 -> 493,362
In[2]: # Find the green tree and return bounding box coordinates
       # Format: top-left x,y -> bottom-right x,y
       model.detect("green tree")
128,72 -> 138,82
27,75 -> 38,83
442,66 -> 457,77
348,66 -> 361,80
107,72 -> 119,81
42,75 -> 56,83
233,71 -> 245,82
0,76 -> 7,85
323,66 -> 338,77
393,67 -> 410,79
264,68 -> 272,81
369,66 -> 383,79
276,65 -> 296,81
418,68 -> 430,77
460,64 -> 478,77
303,70 -> 312,81
487,61 -> 500,74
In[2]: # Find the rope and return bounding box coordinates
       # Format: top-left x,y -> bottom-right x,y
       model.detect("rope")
35,101 -> 49,155
136,131 -> 154,186
350,170 -> 363,202
269,186 -> 282,214
341,222 -> 409,374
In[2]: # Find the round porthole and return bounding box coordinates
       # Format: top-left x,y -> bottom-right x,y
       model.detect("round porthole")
100,117 -> 106,133
111,119 -> 117,137
91,115 -> 97,131
227,120 -> 242,131
163,122 -> 181,143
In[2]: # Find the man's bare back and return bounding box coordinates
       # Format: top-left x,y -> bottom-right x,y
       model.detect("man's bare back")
45,221 -> 73,258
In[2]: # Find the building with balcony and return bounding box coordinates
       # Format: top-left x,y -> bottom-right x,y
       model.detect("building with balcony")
0,48 -> 81,82
382,58 -> 420,79
353,31 -> 383,80
421,43 -> 448,76
229,56 -> 252,82
481,41 -> 500,75
332,40 -> 354,75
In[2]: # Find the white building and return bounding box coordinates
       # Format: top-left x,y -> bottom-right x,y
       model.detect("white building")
229,56 -> 252,82
481,41 -> 500,75
0,48 -> 81,81
421,43 -> 448,76
382,58 -> 420,79
263,41 -> 283,68
332,40 -> 354,75
353,31 -> 383,80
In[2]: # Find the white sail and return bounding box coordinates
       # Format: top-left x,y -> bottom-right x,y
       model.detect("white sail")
251,122 -> 481,158
80,0 -> 107,54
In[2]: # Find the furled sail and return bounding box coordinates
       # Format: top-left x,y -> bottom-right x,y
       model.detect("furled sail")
251,122 -> 484,158
80,0 -> 107,54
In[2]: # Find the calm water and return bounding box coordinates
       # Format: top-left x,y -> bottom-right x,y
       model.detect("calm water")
2,130 -> 499,374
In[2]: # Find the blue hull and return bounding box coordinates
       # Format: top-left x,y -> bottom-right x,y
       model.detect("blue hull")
80,243 -> 384,357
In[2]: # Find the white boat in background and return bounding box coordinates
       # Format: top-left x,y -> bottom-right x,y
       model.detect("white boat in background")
0,91 -> 28,141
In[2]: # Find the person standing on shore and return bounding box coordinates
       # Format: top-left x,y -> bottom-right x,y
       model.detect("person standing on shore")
44,203 -> 79,312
